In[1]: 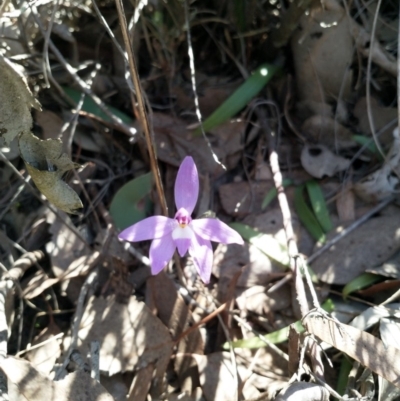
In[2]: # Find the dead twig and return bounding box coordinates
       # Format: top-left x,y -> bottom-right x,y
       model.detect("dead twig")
114,0 -> 168,216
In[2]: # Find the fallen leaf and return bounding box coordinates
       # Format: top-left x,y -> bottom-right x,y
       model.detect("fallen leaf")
303,313 -> 400,389
19,132 -> 83,213
25,321 -> 62,375
301,115 -> 356,149
1,356 -> 115,401
310,206 -> 400,284
0,56 -> 40,144
291,1 -> 353,116
275,382 -> 329,401
192,352 -> 259,401
301,144 -> 351,178
77,295 -> 173,377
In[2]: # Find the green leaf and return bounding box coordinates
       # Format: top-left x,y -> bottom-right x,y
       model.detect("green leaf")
336,356 -> 353,396
342,273 -> 383,299
110,172 -> 153,230
261,178 -> 293,210
194,64 -> 278,135
62,87 -> 133,124
306,180 -> 332,233
294,185 -> 325,243
229,222 -> 289,267
352,135 -> 379,154
224,298 -> 335,349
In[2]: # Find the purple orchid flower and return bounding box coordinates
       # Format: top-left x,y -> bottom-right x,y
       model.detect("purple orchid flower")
118,156 -> 244,283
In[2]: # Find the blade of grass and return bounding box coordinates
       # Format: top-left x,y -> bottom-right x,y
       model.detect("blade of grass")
342,272 -> 383,299
294,185 -> 326,243
306,180 -> 333,233
337,356 -> 353,396
261,178 -> 293,210
194,63 -> 278,135
62,86 -> 133,124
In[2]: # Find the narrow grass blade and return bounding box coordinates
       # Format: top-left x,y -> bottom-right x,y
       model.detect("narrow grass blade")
63,86 -> 133,124
306,180 -> 333,233
294,185 -> 325,243
337,356 -> 353,396
261,178 -> 293,210
110,172 -> 153,230
224,299 -> 335,349
229,222 -> 289,267
194,64 -> 278,135
342,273 -> 383,299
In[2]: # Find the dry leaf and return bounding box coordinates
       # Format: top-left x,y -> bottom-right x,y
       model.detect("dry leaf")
301,144 -> 351,178
311,205 -> 400,284
153,112 -> 244,175
24,321 -> 62,375
19,132 -> 83,213
301,115 -> 356,149
77,295 -> 173,377
303,313 -> 400,388
275,382 -> 329,401
191,352 -> 260,401
0,56 -> 40,144
291,1 -> 353,116
2,356 -> 115,401
336,185 -> 355,222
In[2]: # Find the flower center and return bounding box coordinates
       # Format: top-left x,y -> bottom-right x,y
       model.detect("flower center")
175,207 -> 192,228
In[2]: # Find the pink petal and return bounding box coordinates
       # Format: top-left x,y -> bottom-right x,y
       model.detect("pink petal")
175,156 -> 199,215
191,218 -> 244,244
118,216 -> 175,242
189,234 -> 213,284
149,235 -> 176,275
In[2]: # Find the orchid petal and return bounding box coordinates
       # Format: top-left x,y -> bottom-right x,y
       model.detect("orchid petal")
189,234 -> 213,284
118,216 -> 176,242
191,218 -> 244,244
175,156 -> 199,214
174,239 -> 191,257
149,235 -> 176,275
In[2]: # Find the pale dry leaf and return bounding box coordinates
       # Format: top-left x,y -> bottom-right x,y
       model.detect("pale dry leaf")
153,112 -> 244,175
354,128 -> 400,203
274,382 -> 329,401
25,321 -> 61,375
77,295 -> 173,377
378,318 -> 400,401
311,205 -> 400,284
301,144 -> 351,178
192,352 -> 260,401
336,185 -> 355,222
301,115 -> 356,149
1,356 -> 115,401
291,1 -> 353,116
0,56 -> 41,144
19,132 -> 83,213
303,314 -> 400,388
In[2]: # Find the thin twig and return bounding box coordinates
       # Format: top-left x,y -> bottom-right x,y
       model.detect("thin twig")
114,0 -> 168,216
365,0 -> 385,159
